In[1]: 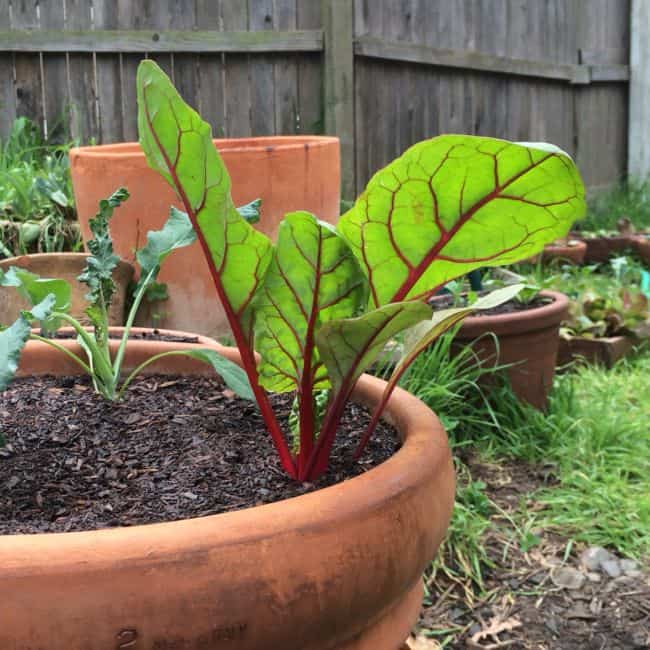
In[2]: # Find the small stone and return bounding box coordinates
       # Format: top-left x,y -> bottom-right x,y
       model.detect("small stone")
586,571 -> 602,583
551,566 -> 586,590
601,559 -> 622,578
580,546 -> 614,571
620,559 -> 640,575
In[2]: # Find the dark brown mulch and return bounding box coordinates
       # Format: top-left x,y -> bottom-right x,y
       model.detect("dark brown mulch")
47,329 -> 199,343
415,458 -> 650,650
0,375 -> 398,534
430,294 -> 551,317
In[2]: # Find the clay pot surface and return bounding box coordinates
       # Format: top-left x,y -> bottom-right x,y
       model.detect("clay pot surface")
630,234 -> 650,265
573,234 -> 637,264
453,290 -> 569,409
69,137 -> 341,338
542,240 -> 587,265
0,253 -> 133,326
4,338 -> 454,650
557,334 -> 637,369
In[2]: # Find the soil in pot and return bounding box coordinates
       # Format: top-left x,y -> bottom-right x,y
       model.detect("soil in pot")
0,374 -> 399,534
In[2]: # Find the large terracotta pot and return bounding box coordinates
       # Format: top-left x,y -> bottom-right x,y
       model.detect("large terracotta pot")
0,253 -> 133,326
452,290 -> 569,409
3,333 -> 455,649
542,239 -> 587,265
69,137 -> 341,338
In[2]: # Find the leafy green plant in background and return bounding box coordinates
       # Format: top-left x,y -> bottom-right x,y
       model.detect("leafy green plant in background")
136,60 -> 585,481
0,188 -> 252,402
0,117 -> 79,258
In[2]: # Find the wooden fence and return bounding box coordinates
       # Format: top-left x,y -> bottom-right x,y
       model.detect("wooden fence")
0,0 -> 632,196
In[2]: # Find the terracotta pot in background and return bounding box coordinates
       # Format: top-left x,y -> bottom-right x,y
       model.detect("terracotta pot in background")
571,234 -> 637,264
452,290 -> 569,410
630,234 -> 650,265
0,253 -> 133,326
5,340 -> 454,650
69,137 -> 341,338
557,334 -> 638,369
541,239 -> 587,265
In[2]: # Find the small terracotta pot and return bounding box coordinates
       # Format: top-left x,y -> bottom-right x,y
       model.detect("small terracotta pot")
541,240 -> 587,265
0,253 -> 133,326
69,137 -> 341,338
452,290 -> 569,410
557,334 -> 637,369
572,234 -> 637,264
4,337 -> 455,649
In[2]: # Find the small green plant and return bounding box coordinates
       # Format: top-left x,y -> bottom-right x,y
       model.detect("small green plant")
0,117 -> 79,257
133,60 -> 585,481
0,188 -> 252,402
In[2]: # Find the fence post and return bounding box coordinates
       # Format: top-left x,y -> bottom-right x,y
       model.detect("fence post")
629,0 -> 650,179
322,0 -> 355,200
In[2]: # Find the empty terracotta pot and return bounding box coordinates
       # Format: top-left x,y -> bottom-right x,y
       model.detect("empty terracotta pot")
69,137 -> 341,338
3,335 -> 455,649
0,253 -> 133,326
453,290 -> 569,409
557,334 -> 637,369
574,234 -> 637,264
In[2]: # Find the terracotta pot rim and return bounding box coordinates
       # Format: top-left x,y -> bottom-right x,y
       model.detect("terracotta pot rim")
0,252 -> 134,270
3,344 -> 451,559
70,136 -> 340,160
457,289 -> 569,337
546,240 -> 587,250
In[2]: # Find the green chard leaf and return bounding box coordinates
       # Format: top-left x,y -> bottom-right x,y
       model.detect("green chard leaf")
137,60 -> 272,343
315,301 -> 432,395
0,294 -> 56,390
254,211 -> 367,393
135,206 -> 197,291
338,135 -> 586,307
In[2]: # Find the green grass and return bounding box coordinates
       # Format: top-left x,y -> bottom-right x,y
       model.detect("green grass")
579,177 -> 650,234
403,330 -> 650,589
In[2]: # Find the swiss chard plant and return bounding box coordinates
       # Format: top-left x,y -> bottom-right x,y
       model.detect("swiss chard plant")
136,60 -> 585,481
0,188 -> 253,401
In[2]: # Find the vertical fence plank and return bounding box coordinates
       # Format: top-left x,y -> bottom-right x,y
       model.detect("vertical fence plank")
116,0 -> 140,141
196,0 -> 226,136
248,0 -> 276,135
323,0 -> 354,198
38,0 -> 68,141
93,0 -> 123,142
65,0 -> 97,143
0,0 -> 17,137
222,0 -> 251,136
629,0 -> 648,178
296,0 -> 322,134
274,0 -> 298,134
11,0 -> 44,132
171,0 -> 199,115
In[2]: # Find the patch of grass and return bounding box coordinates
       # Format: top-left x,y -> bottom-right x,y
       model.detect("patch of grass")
578,177 -> 650,233
403,330 -> 650,577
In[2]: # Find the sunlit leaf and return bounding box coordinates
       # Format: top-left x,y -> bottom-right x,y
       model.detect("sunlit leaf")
338,135 -> 585,307
255,211 -> 367,392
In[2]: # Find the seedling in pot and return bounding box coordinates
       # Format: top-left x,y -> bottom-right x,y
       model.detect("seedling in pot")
136,60 -> 586,481
0,188 -> 254,402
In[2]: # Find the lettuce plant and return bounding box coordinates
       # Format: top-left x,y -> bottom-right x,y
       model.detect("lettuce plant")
0,188 -> 253,401
136,61 -> 585,481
